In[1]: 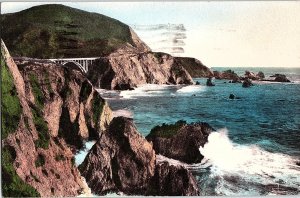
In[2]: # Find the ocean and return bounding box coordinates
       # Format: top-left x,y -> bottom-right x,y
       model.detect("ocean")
90,67 -> 300,196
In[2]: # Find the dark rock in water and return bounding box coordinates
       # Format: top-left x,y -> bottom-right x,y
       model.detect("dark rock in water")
242,78 -> 253,88
229,94 -> 235,99
257,71 -> 265,79
146,121 -> 213,164
270,74 -> 291,82
214,69 -> 241,82
245,70 -> 259,80
229,94 -> 241,99
232,78 -> 242,83
146,161 -> 200,196
195,81 -> 200,85
79,117 -> 156,195
296,161 -> 300,166
114,83 -> 135,90
206,77 -> 215,86
79,117 -> 200,196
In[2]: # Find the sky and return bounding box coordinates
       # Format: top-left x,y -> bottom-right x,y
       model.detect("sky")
2,1 -> 300,67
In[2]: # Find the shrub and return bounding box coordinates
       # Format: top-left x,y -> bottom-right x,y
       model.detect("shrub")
2,146 -> 40,197
32,108 -> 50,149
35,154 -> 45,167
55,154 -> 66,161
1,58 -> 22,139
91,93 -> 104,125
148,120 -> 187,138
29,73 -> 45,109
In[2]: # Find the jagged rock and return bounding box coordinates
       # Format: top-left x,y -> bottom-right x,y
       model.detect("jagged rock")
79,117 -> 200,196
87,50 -> 194,90
245,70 -> 258,80
173,57 -> 213,78
146,121 -> 213,164
146,161 -> 200,196
213,69 -> 240,82
195,81 -> 200,85
229,94 -> 235,99
256,71 -> 265,79
79,117 -> 156,195
242,78 -> 254,88
271,74 -> 291,82
206,77 -> 215,86
1,40 -> 112,197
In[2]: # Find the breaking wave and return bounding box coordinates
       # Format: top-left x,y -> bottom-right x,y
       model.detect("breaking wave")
120,84 -> 177,99
176,85 -> 206,94
199,129 -> 300,195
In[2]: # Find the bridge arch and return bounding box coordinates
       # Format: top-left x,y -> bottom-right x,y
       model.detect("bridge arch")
62,61 -> 87,73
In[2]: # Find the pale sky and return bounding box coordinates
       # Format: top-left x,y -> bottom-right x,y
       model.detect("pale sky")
2,1 -> 300,67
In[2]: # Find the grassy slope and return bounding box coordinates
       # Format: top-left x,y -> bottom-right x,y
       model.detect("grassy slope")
147,120 -> 187,138
1,57 -> 40,197
1,4 -> 134,58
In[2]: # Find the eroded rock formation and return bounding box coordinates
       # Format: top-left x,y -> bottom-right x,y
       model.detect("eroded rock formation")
1,40 -> 112,197
87,49 -> 194,90
79,117 -> 200,196
146,120 -> 213,164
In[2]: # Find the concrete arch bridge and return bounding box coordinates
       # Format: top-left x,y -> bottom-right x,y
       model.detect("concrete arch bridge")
49,57 -> 100,73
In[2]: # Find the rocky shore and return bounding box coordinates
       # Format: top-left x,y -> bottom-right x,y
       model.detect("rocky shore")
2,39 -> 204,196
212,69 -> 291,83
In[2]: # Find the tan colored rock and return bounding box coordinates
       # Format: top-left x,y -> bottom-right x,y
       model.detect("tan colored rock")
1,40 -> 112,197
87,50 -> 194,90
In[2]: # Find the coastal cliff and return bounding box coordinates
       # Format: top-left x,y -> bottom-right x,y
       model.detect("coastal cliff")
1,4 -> 216,90
1,40 -> 112,197
87,50 -> 194,90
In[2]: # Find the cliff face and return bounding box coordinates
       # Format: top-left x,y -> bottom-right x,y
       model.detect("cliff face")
1,40 -> 112,197
174,57 -> 213,78
87,50 -> 194,90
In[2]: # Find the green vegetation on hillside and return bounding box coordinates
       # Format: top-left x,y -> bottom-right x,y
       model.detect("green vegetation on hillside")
1,57 -> 22,139
32,107 -> 50,149
2,146 -> 40,197
29,73 -> 45,109
147,120 -> 187,138
1,4 -> 135,58
35,154 -> 45,167
92,92 -> 105,125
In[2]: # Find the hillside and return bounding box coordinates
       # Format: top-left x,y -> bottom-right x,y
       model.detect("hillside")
173,57 -> 213,78
1,4 -> 149,58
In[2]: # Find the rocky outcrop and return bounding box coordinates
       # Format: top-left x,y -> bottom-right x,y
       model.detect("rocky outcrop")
214,69 -> 241,82
146,120 -> 213,164
206,77 -> 215,86
244,70 -> 265,80
242,78 -> 254,88
146,161 -> 199,196
271,74 -> 291,82
79,116 -> 156,195
173,57 -> 213,78
79,117 -> 200,196
87,50 -> 194,90
1,40 -> 112,197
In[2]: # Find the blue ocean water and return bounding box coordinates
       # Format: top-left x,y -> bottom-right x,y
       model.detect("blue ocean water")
99,67 -> 300,196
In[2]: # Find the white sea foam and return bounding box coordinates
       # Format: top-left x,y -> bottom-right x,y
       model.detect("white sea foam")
75,140 -> 96,166
176,85 -> 206,94
120,84 -> 176,99
199,129 -> 300,195
113,109 -> 133,118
